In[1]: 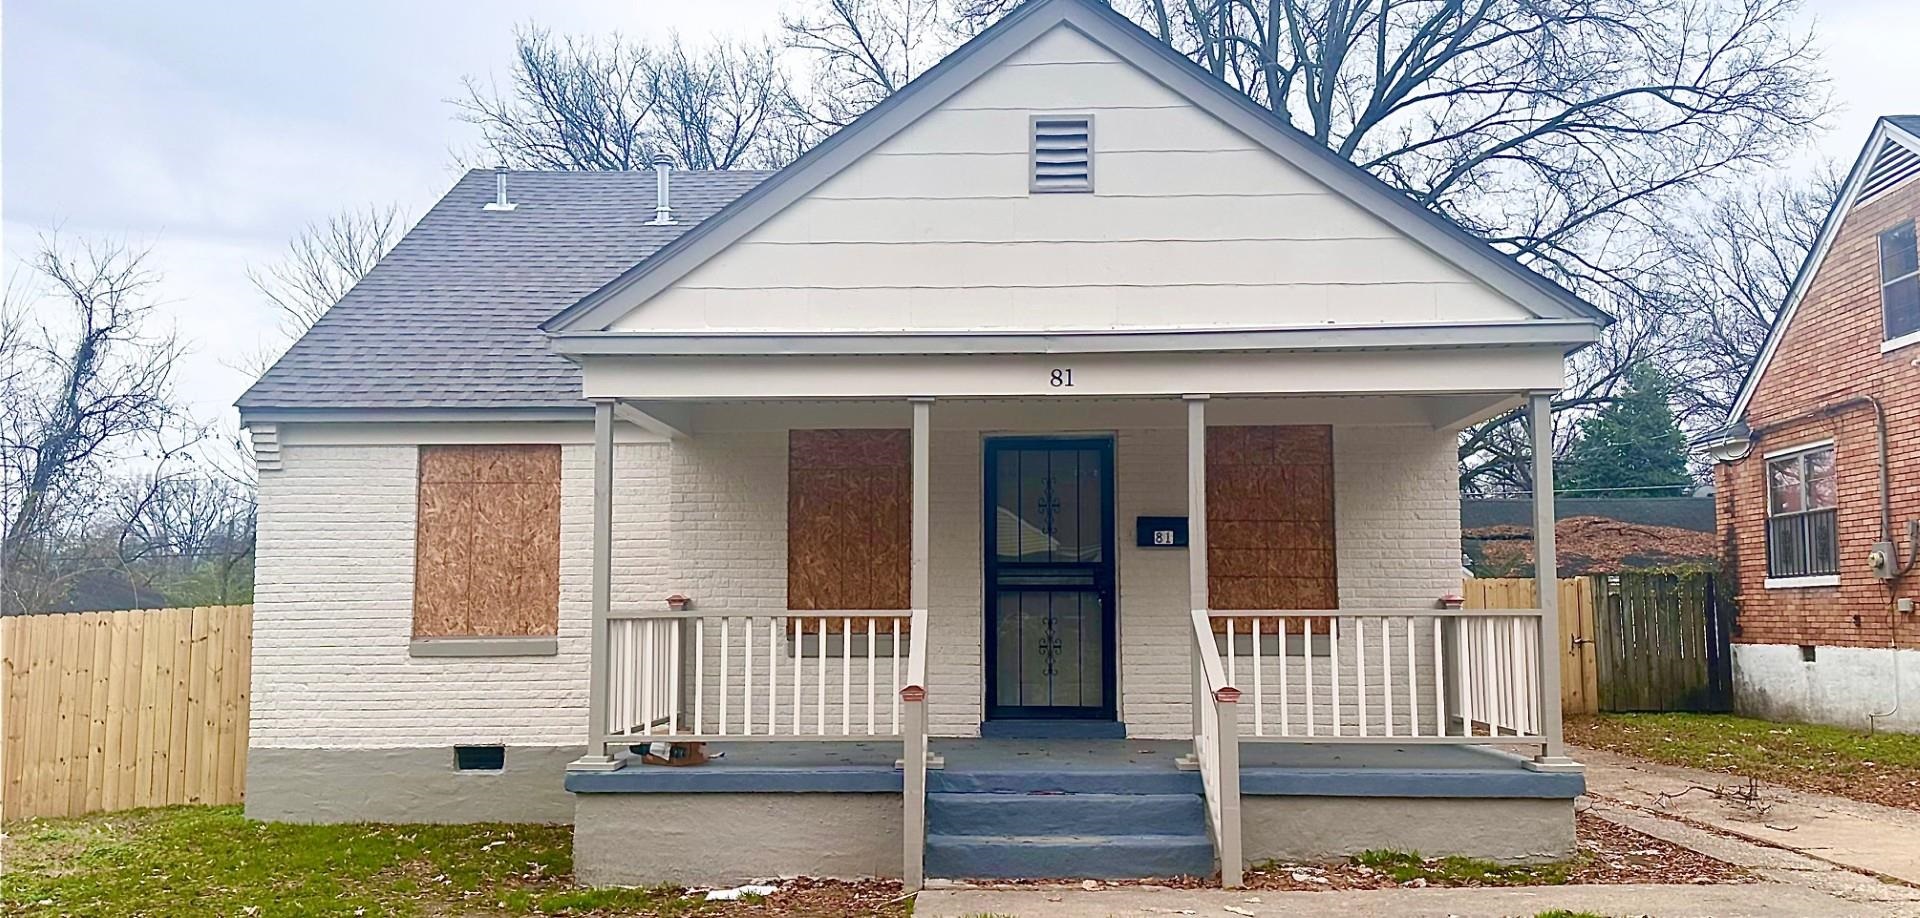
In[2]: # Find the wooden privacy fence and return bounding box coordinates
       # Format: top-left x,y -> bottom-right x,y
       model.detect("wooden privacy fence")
1590,573 -> 1732,713
1,605 -> 252,821
1462,578 -> 1600,716
1464,574 -> 1731,716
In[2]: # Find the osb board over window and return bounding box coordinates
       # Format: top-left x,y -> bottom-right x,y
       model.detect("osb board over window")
1207,426 -> 1336,633
413,445 -> 561,638
788,430 -> 911,631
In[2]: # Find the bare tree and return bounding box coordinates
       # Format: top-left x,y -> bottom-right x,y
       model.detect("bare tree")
784,0 -> 959,128
652,35 -> 806,169
1652,169 -> 1840,428
0,238 -> 197,614
248,204 -> 400,338
456,26 -> 808,172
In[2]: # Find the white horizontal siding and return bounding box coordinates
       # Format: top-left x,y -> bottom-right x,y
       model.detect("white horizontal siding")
608,23 -> 1529,334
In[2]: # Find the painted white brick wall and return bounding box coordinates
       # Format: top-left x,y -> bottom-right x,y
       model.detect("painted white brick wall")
255,423 -> 1462,746
250,441 -> 669,748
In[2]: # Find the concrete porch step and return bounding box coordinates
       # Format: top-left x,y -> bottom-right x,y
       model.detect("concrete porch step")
927,791 -> 1206,837
924,832 -> 1215,880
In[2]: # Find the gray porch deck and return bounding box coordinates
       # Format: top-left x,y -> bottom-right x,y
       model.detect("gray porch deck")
563,738 -> 1584,798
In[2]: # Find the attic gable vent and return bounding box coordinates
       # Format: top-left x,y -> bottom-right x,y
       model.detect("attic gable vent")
1861,137 -> 1920,204
1031,115 -> 1093,193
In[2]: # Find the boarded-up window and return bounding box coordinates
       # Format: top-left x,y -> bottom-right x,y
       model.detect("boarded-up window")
1207,426 -> 1336,630
413,445 -> 561,637
788,430 -> 911,620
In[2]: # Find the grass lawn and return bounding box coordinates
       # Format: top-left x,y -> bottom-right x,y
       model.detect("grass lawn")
0,806 -> 908,917
1567,712 -> 1920,810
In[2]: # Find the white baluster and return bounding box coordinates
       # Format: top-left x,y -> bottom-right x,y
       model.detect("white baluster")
891,618 -> 901,735
646,621 -> 660,736
689,619 -> 701,736
1356,617 -> 1368,737
792,620 -> 803,736
668,620 -> 682,734
842,616 -> 852,736
817,617 -> 828,736
1226,616 -> 1236,688
1330,618 -> 1342,738
1304,618 -> 1316,736
867,620 -> 877,736
1251,618 -> 1264,737
1382,616 -> 1394,737
719,617 -> 731,735
1404,617 -> 1417,737
744,617 -> 754,735
1432,618 -> 1446,737
767,618 -> 780,736
1278,618 -> 1290,737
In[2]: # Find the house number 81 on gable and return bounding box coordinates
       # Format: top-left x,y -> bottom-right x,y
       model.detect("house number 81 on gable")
1050,368 -> 1074,387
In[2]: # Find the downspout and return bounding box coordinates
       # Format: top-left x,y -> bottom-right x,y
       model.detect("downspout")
1747,395 -> 1911,731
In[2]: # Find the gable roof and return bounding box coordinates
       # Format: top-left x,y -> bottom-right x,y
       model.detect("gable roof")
1703,115 -> 1920,445
544,0 -> 1610,336
237,169 -> 769,417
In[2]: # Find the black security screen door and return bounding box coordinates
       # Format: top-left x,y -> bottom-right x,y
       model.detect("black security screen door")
983,438 -> 1117,720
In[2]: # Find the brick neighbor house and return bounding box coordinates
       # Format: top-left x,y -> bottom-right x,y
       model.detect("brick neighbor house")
1697,115 -> 1920,733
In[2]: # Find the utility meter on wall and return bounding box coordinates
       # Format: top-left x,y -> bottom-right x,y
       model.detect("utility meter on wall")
1869,541 -> 1896,580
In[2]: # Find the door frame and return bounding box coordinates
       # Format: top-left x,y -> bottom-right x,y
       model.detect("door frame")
981,435 -> 1119,721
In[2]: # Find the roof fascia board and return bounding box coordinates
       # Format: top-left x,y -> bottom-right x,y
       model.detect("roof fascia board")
1723,119 -> 1920,426
239,407 -> 593,426
548,319 -> 1599,357
544,0 -> 1609,335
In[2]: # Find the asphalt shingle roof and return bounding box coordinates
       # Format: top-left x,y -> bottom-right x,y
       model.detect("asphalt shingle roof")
1889,115 -> 1920,134
237,168 -> 770,414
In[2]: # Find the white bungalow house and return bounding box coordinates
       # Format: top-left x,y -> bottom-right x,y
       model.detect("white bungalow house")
239,0 -> 1601,888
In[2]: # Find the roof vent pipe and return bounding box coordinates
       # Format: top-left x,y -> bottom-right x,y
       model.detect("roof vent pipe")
649,153 -> 676,225
483,166 -> 517,212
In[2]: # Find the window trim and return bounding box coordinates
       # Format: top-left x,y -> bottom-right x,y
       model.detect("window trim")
1762,441 -> 1839,584
1880,219 -> 1920,342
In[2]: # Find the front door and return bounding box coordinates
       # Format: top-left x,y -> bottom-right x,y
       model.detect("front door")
983,437 -> 1117,720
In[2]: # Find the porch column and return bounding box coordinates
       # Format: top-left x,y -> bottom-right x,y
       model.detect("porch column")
1528,393 -> 1577,770
1186,395 -> 1210,736
910,398 -> 932,611
571,399 -> 621,771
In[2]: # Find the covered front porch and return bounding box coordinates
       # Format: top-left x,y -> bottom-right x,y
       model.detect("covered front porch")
563,382 -> 1581,888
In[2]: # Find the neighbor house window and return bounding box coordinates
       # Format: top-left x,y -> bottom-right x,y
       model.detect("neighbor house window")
1883,221 -> 1920,341
413,445 -> 561,638
1766,444 -> 1838,581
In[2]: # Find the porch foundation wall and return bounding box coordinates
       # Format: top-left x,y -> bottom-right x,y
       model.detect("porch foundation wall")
573,792 -> 904,885
1240,796 -> 1576,864
245,745 -> 580,824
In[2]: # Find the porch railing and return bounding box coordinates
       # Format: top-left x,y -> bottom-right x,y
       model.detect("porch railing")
1187,609 -> 1243,888
1187,606 -> 1546,885
603,610 -> 919,743
597,608 -> 934,891
1203,609 -> 1545,742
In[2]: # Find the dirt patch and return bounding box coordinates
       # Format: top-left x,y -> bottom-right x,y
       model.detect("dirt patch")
733,877 -> 911,916
1241,813 -> 1749,890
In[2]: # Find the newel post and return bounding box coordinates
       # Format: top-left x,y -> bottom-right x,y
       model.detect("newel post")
1215,685 -> 1244,887
902,680 -> 927,890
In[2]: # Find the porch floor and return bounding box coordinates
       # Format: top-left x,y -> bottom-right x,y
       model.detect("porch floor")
564,738 -> 1583,798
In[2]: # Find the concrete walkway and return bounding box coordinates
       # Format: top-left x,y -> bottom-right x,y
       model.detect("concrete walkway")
913,882 -> 1910,917
1575,744 -> 1920,886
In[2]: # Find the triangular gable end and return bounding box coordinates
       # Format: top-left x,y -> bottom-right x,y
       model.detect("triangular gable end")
543,0 -> 1608,338
1714,117 -> 1920,435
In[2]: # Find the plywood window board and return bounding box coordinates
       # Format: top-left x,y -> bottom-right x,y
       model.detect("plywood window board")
1206,426 -> 1337,633
788,430 -> 911,633
413,445 -> 561,638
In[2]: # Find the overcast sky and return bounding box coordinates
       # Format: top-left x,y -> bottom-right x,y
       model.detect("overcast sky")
4,0 -> 1916,433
